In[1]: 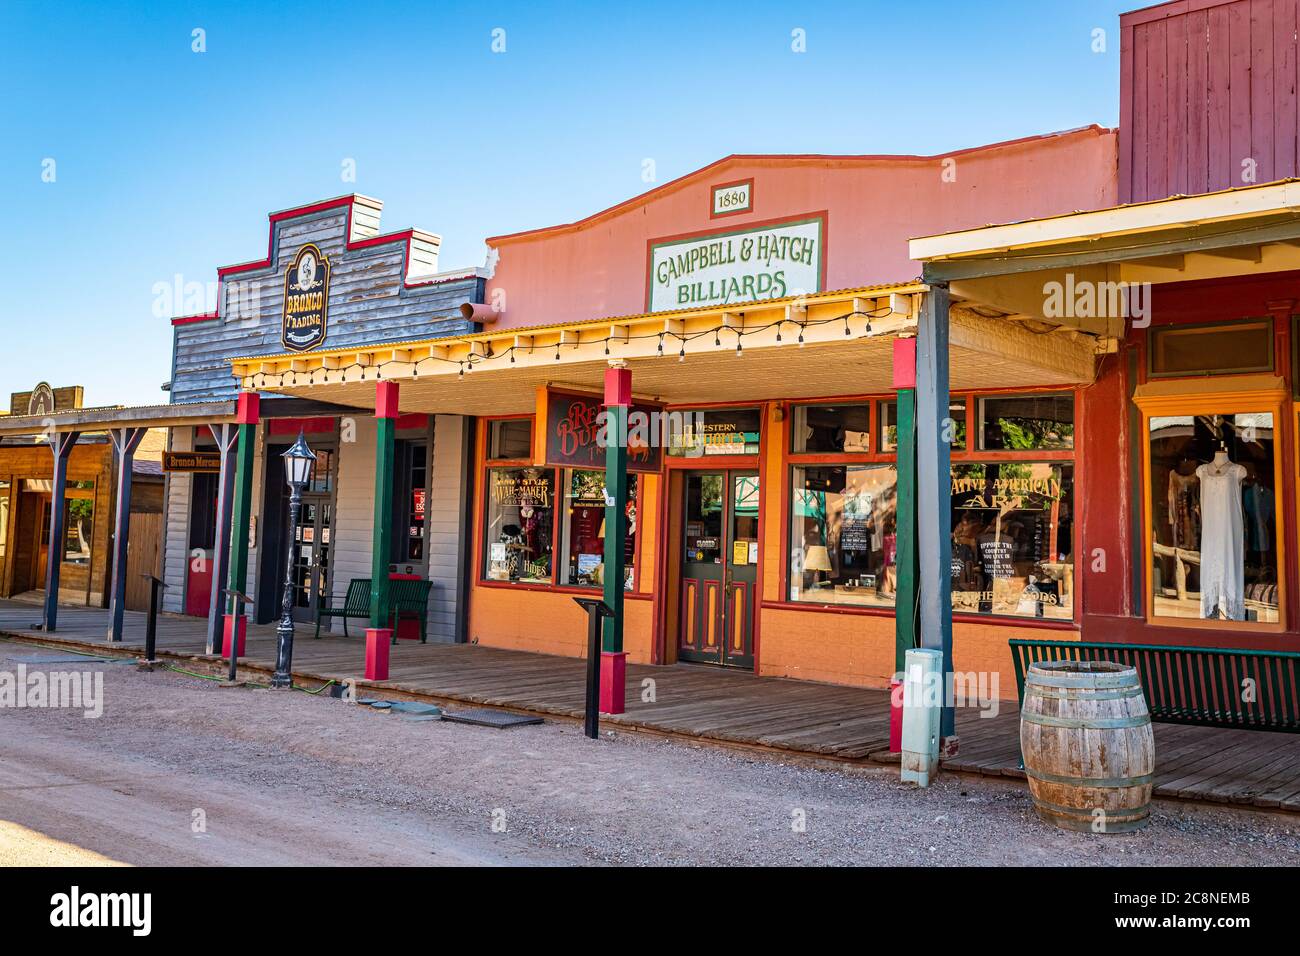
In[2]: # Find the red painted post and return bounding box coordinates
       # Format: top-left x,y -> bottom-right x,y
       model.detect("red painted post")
364,628 -> 391,680
366,379 -> 400,679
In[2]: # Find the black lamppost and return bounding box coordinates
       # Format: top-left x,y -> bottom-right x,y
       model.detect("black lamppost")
271,431 -> 316,689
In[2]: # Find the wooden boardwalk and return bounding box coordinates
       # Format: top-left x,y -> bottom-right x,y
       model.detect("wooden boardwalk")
2,600 -> 1299,811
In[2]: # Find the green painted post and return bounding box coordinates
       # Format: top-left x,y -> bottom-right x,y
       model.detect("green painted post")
894,384 -> 919,673
370,382 -> 398,629
224,393 -> 259,650
602,402 -> 628,653
600,364 -> 631,715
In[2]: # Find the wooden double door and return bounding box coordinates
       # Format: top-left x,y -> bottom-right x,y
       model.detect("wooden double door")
678,470 -> 759,668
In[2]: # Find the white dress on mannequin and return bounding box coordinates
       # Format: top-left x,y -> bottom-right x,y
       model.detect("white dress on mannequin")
1196,453 -> 1246,620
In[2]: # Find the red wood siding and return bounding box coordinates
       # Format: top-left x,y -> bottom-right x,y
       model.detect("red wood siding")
1121,0 -> 1300,202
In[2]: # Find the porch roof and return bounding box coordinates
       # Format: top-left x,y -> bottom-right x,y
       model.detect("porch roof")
228,282 -> 1099,416
909,179 -> 1300,336
0,396 -> 368,437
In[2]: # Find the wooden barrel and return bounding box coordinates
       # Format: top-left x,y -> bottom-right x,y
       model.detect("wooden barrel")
1020,660 -> 1155,833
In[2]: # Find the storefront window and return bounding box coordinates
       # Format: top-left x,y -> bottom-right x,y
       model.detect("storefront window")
489,419 -> 532,460
791,403 -> 870,453
63,480 -> 95,565
667,408 -> 761,457
950,463 -> 1074,619
789,464 -> 898,607
307,447 -> 334,494
392,441 -> 427,563
560,470 -> 637,589
879,399 -> 966,451
1149,321 -> 1273,377
484,467 -> 554,583
978,393 -> 1073,451
1148,413 -> 1278,623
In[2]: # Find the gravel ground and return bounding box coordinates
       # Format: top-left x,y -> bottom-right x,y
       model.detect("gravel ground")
1,639 -> 1297,866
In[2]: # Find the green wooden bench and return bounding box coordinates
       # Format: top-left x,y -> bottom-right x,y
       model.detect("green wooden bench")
315,578 -> 370,639
388,577 -> 433,644
1010,639 -> 1300,733
315,577 -> 433,644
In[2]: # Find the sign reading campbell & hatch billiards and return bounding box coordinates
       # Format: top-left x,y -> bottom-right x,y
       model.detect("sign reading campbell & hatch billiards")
282,243 -> 331,352
537,388 -> 663,473
646,213 -> 826,313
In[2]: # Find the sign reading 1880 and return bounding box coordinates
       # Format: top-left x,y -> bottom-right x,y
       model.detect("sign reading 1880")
646,214 -> 825,313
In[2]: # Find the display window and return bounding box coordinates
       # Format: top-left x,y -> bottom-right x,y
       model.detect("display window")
949,462 -> 1074,619
787,391 -> 1076,621
789,464 -> 898,607
1136,375 -> 1287,629
560,469 -> 637,589
1147,411 -> 1279,624
481,418 -> 642,590
484,467 -> 555,584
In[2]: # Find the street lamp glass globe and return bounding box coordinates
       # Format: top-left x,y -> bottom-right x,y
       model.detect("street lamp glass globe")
282,430 -> 317,488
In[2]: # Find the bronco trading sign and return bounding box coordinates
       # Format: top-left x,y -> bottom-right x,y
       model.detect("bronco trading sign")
282,243 -> 331,352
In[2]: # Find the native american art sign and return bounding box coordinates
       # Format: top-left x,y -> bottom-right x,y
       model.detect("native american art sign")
282,243 -> 331,352
646,213 -> 825,313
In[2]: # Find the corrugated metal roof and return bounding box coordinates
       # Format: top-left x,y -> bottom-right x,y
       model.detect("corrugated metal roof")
228,280 -> 926,365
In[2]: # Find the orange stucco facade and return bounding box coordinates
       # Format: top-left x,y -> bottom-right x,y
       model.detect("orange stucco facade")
467,129 -> 1116,699
484,127 -> 1118,331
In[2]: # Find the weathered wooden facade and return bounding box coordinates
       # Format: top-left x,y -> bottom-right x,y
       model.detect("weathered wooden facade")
163,195 -> 480,639
0,386 -> 165,611
1120,0 -> 1300,202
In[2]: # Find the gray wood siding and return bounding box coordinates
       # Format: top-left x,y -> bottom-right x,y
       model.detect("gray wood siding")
427,414 -> 470,643
170,204 -> 482,404
161,427 -> 193,612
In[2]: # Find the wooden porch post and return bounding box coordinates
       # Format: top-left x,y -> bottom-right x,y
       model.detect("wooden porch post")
601,363 -> 631,714
223,393 -> 259,657
366,380 -> 398,679
892,339 -> 919,673
205,423 -> 239,655
42,430 -> 81,632
107,427 -> 146,643
916,285 -> 956,749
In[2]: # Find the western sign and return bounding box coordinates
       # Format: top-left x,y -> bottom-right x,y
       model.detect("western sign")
282,243 -> 331,352
646,213 -> 826,313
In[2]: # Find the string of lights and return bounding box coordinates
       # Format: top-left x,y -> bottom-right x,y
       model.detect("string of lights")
245,306 -> 896,390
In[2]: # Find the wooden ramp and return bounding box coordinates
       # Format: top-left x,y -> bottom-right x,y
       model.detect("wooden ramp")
2,600 -> 1298,810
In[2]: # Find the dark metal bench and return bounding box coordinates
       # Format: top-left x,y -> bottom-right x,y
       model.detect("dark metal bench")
1010,639 -> 1300,733
315,577 -> 433,643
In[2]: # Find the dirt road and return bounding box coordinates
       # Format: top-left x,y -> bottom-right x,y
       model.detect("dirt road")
0,640 -> 1297,866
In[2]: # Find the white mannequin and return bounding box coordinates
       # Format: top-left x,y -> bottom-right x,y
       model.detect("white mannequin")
1196,444 -> 1246,620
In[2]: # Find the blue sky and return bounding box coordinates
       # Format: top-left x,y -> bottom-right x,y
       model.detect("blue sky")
0,0 -> 1132,407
